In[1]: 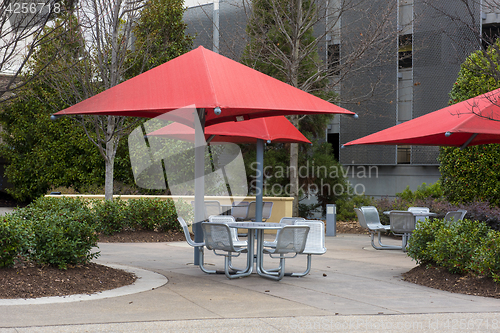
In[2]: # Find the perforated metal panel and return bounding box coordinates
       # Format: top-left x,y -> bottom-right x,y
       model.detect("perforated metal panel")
339,0 -> 398,165
412,0 -> 480,164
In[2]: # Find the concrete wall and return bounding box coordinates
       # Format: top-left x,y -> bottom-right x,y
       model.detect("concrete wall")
346,165 -> 441,199
45,194 -> 294,223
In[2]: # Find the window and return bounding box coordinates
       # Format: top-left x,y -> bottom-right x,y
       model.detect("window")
482,24 -> 500,50
397,145 -> 411,164
398,34 -> 412,69
328,44 -> 340,75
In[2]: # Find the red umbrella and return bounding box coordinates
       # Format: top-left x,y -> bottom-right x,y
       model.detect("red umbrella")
147,116 -> 311,144
54,46 -> 354,124
53,46 -> 354,264
343,88 -> 500,149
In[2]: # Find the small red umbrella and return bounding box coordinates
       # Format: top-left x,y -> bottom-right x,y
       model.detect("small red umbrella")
147,116 -> 311,220
343,87 -> 500,149
147,116 -> 311,144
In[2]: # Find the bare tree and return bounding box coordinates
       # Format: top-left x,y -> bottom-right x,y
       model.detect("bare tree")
0,0 -> 75,102
239,0 -> 398,214
41,0 -> 192,200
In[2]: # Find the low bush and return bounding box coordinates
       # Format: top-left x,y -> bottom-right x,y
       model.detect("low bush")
427,219 -> 490,274
29,210 -> 99,269
407,217 -> 500,282
406,217 -> 447,266
0,215 -> 29,267
396,181 -> 443,201
5,197 -> 99,269
125,198 -> 180,232
93,199 -> 128,235
469,230 -> 500,282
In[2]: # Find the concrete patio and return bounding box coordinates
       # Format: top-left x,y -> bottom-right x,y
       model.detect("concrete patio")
1,234 -> 499,332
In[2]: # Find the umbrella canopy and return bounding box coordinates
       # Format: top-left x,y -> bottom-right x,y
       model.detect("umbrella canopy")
147,116 -> 311,144
54,46 -> 354,124
343,88 -> 500,149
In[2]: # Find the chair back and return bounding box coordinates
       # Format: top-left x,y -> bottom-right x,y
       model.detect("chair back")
262,202 -> 274,221
274,225 -> 310,254
295,220 -> 326,255
354,208 -> 368,229
359,206 -> 383,229
245,201 -> 257,220
457,209 -> 467,220
208,215 -> 240,241
201,222 -> 235,252
280,217 -> 305,225
231,201 -> 249,220
177,217 -> 203,247
444,211 -> 465,223
408,207 -> 430,224
390,211 -> 416,233
204,201 -> 221,219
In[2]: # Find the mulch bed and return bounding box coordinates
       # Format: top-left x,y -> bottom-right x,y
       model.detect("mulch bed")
0,262 -> 136,299
402,264 -> 500,298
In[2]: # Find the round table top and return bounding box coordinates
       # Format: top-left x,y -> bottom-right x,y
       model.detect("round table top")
225,222 -> 286,230
383,210 -> 437,216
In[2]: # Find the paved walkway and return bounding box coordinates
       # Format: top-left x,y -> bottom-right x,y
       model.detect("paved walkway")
1,234 -> 499,332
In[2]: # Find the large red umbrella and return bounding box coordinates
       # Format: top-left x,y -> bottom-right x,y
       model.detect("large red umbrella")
54,46 -> 354,264
147,116 -> 311,144
54,46 -> 354,124
343,88 -> 500,149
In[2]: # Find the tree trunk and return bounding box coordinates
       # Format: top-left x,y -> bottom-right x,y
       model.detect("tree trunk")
104,143 -> 115,201
104,116 -> 117,201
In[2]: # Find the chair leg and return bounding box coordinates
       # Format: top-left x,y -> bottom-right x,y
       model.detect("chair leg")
198,247 -> 219,274
223,255 -> 252,279
287,254 -> 312,277
370,232 -> 402,250
259,256 -> 285,281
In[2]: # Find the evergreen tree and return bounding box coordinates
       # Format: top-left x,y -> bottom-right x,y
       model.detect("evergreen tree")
439,42 -> 500,206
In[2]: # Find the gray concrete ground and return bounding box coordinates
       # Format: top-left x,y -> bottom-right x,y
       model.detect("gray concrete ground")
1,234 -> 499,332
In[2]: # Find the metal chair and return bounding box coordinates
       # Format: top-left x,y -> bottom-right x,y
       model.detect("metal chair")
444,210 -> 467,224
408,207 -> 430,224
290,220 -> 327,277
389,211 -> 416,251
244,201 -> 274,222
201,222 -> 250,279
263,217 -> 305,248
190,200 -> 222,220
231,201 -> 249,221
208,215 -> 247,247
261,225 -> 310,281
177,217 -> 215,274
355,206 -> 399,250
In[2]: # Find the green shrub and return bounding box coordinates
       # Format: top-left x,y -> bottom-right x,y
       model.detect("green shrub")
396,182 -> 443,202
469,230 -> 500,282
406,217 -> 447,265
427,219 -> 489,274
125,198 -> 179,232
407,218 -> 490,275
29,210 -> 99,269
93,199 -> 128,235
0,215 -> 29,267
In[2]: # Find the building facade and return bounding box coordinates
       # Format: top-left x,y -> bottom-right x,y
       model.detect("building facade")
184,0 -> 493,198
